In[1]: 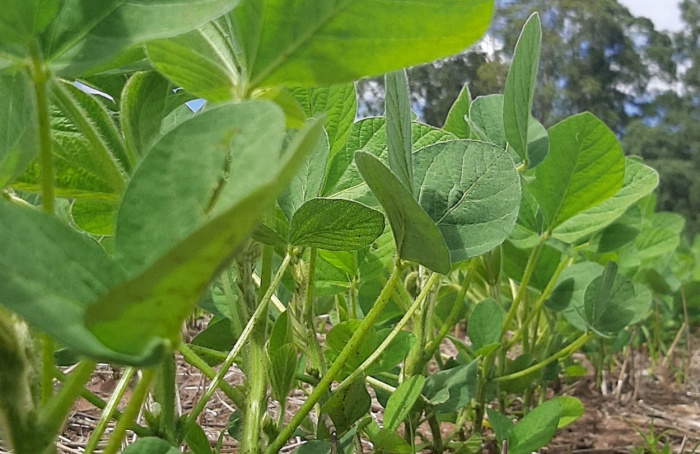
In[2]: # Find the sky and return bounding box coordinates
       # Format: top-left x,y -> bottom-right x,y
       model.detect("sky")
618,0 -> 683,32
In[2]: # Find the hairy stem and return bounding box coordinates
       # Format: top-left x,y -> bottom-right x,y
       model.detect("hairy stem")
103,369 -> 156,454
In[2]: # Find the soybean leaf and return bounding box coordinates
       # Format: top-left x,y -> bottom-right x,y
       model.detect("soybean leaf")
368,329 -> 415,374
321,379 -> 371,435
325,119 -> 455,200
508,399 -> 562,454
583,262 -> 636,335
467,299 -> 502,353
252,87 -> 306,128
326,321 -> 376,373
503,13 -> 541,163
367,429 -> 413,454
443,84 -> 472,138
120,71 -> 193,161
42,0 -> 243,76
529,112 -> 625,230
232,0 -> 494,88
468,94 -> 505,147
147,23 -> 239,103
268,311 -> 293,353
552,158 -> 658,243
269,344 -> 297,402
0,0 -> 59,58
527,117 -> 549,168
0,202 -> 162,365
384,375 -> 425,431
355,151 -> 451,274
85,109 -> 323,357
190,318 -> 235,366
422,360 -> 478,413
555,262 -> 605,331
413,140 -> 521,262
122,437 -> 180,454
385,70 -> 413,192
636,212 -> 685,262
289,198 -> 384,251
499,354 -> 537,394
554,396 -> 584,428
71,200 -> 116,236
185,423 -> 213,454
595,206 -> 641,253
289,84 -> 356,160
487,409 -> 514,446
278,131 -> 329,219
0,72 -> 38,187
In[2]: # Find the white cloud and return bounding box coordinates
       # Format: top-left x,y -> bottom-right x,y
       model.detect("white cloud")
618,0 -> 684,32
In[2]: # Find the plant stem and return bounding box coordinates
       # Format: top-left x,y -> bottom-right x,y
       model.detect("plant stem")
266,259 -> 405,454
39,359 -> 96,441
303,247 -> 326,375
495,332 -> 593,384
336,273 -> 440,394
177,343 -> 245,408
103,369 -> 156,454
155,354 -> 176,443
84,367 -> 136,454
424,259 -> 478,358
501,241 -> 544,337
473,352 -> 495,434
183,253 -> 292,435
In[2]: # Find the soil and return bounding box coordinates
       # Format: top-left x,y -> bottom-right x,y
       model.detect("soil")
3,333 -> 699,453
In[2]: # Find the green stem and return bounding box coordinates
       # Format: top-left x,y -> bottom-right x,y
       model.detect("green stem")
501,241 -> 544,337
155,354 -> 176,443
184,253 -> 292,434
39,359 -> 95,440
424,259 -> 478,358
473,352 -> 495,434
53,368 -> 150,436
336,273 -> 440,394
265,259 -> 406,454
495,332 -> 593,384
84,367 -> 136,454
304,247 -> 326,375
103,369 -> 156,454
177,343 -> 245,408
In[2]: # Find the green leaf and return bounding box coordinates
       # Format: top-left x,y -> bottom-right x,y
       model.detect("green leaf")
367,429 -> 413,454
0,0 -> 59,57
321,379 -> 371,435
467,299 -> 502,353
278,131 -> 329,219
384,375 -> 425,431
268,344 -> 297,402
583,262 -> 636,335
499,354 -> 537,394
367,329 -> 415,375
289,198 -> 385,251
443,84 -> 472,138
556,262 -> 605,331
71,200 -> 116,236
422,360 -> 478,413
190,318 -> 235,366
554,396 -> 584,428
503,13 -> 541,163
0,202 -> 162,365
526,117 -> 549,168
487,409 -> 514,446
120,71 -> 193,161
289,84 -> 356,159
85,108 -> 323,357
355,151 -> 450,274
636,212 -> 685,262
413,140 -> 521,262
122,437 -> 180,454
552,158 -> 658,243
185,423 -> 214,454
385,70 -> 413,192
325,119 -> 455,200
252,87 -> 306,129
326,321 -> 376,372
468,94 -> 505,148
508,399 -> 562,454
43,0 -> 244,76
0,72 -> 38,187
529,112 -> 625,229
595,206 -> 641,253
147,23 -> 239,103
232,0 -> 494,88
268,311 -> 293,353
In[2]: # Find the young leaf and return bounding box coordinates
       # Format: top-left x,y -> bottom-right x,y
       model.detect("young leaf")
385,69 -> 413,192
355,151 -> 451,274
43,0 -> 244,76
508,399 -> 562,454
556,262 -> 605,331
635,212 -> 685,262
321,379 -> 371,435
503,13 -> 541,163
443,84 -> 472,138
487,409 -> 514,446
583,262 -> 636,335
278,131 -> 329,219
467,299 -> 503,353
422,360 -> 478,413
529,112 -> 625,230
384,375 -> 425,431
289,198 -> 385,251
85,112 -> 324,357
185,423 -> 214,454
367,429 -> 413,454
268,311 -> 294,353
552,158 -> 659,243
0,72 -> 38,187
468,94 -> 506,148
268,344 -> 298,402
146,23 -> 239,103
413,140 -> 521,262
289,84 -> 357,159
231,0 -> 494,88
553,396 -> 584,428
